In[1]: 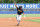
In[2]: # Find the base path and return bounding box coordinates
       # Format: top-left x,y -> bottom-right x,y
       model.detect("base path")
0,17 -> 40,27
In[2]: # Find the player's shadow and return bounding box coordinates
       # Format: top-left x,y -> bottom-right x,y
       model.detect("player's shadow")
8,24 -> 22,27
14,25 -> 22,26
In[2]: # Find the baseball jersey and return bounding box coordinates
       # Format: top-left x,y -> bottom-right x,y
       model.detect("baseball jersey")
17,7 -> 23,15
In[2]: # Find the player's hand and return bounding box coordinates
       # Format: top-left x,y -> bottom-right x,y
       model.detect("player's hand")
14,1 -> 17,8
14,1 -> 16,3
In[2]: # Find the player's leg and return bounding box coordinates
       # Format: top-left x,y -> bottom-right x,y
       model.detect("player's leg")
16,15 -> 19,26
18,15 -> 21,26
18,15 -> 21,24
17,20 -> 20,26
16,15 -> 21,26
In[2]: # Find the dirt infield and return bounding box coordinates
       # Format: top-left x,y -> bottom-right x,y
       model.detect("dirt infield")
0,17 -> 40,27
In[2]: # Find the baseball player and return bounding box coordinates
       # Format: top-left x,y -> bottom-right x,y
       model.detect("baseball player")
14,3 -> 24,26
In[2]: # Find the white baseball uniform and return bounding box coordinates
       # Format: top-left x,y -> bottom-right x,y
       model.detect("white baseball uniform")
17,15 -> 21,20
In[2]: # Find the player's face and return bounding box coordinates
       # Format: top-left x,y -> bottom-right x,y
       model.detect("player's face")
20,7 -> 22,9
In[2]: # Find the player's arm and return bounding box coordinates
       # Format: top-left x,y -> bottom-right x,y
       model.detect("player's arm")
22,10 -> 24,15
14,3 -> 17,8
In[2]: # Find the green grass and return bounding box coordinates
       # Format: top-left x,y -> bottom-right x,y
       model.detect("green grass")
24,19 -> 40,23
0,14 -> 40,23
0,14 -> 40,17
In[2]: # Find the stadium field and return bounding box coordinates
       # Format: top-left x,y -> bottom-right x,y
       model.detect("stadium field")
0,14 -> 40,17
24,19 -> 40,23
0,14 -> 40,27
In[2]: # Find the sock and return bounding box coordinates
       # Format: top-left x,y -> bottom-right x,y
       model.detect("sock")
18,20 -> 20,24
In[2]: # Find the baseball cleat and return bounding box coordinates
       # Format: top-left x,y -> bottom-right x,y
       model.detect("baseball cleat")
17,24 -> 19,26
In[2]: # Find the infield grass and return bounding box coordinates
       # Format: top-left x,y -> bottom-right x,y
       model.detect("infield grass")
24,19 -> 40,23
0,14 -> 40,17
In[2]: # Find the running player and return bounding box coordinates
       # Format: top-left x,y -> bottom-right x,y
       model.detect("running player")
14,2 -> 24,26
